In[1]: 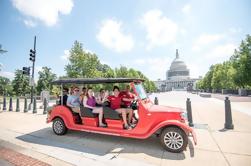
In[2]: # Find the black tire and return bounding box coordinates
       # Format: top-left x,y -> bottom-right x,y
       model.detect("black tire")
160,127 -> 188,153
52,118 -> 68,135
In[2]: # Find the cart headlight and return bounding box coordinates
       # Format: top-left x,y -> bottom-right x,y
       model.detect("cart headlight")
180,111 -> 187,121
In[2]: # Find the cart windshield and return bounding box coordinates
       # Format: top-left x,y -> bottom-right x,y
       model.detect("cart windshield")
134,83 -> 147,100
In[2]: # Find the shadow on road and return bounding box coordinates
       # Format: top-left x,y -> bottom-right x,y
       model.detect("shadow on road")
16,127 -> 194,160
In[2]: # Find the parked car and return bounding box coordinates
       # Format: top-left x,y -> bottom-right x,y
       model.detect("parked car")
47,78 -> 197,153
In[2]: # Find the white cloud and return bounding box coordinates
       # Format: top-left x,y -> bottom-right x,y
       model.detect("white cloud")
133,57 -> 171,80
97,19 -> 134,53
182,4 -> 191,14
140,9 -> 178,50
24,19 -> 36,27
134,59 -> 146,65
84,49 -> 94,54
205,44 -> 236,60
229,27 -> 242,34
100,60 -> 110,65
186,62 -> 202,78
12,0 -> 74,27
180,28 -> 187,35
0,71 -> 15,79
61,49 -> 70,60
192,34 -> 225,51
60,48 -> 94,61
35,66 -> 43,72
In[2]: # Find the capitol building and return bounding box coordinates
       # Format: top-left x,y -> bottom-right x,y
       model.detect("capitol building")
155,49 -> 201,91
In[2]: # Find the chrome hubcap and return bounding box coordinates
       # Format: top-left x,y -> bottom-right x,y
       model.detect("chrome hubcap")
164,131 -> 183,150
54,120 -> 63,134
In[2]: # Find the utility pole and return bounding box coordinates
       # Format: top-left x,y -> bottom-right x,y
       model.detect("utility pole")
28,36 -> 36,110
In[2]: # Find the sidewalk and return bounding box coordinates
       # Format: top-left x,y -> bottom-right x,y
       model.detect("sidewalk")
0,139 -> 73,166
0,144 -> 49,166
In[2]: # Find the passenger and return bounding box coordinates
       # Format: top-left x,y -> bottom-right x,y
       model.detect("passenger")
83,87 -> 107,127
107,86 -> 133,130
80,87 -> 87,103
96,88 -> 108,106
59,87 -> 69,105
66,86 -> 81,113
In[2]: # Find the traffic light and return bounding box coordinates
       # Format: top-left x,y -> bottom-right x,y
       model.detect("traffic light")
29,49 -> 35,62
22,67 -> 30,75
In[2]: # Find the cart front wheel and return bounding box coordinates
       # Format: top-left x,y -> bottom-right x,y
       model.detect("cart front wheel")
160,127 -> 188,153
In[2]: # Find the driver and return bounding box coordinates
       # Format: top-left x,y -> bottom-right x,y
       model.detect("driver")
120,85 -> 138,124
107,86 -> 133,130
120,85 -> 135,108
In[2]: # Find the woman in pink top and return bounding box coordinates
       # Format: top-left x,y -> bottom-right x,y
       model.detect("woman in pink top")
83,87 -> 106,127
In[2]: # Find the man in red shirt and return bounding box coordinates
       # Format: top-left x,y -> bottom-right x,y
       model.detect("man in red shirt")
107,86 -> 133,130
120,85 -> 135,108
120,85 -> 139,123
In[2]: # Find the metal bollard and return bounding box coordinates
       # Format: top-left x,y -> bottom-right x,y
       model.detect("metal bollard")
9,97 -> 13,111
3,96 -> 6,111
154,97 -> 159,105
186,98 -> 194,127
28,102 -> 32,111
24,97 -> 28,113
224,97 -> 234,129
16,97 -> 20,112
43,98 -> 47,114
33,97 -> 37,113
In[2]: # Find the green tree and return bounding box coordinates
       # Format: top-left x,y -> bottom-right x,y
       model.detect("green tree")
211,64 -> 224,89
36,67 -> 57,94
221,62 -> 236,89
0,76 -> 13,96
65,41 -> 102,78
12,69 -> 30,96
51,85 -> 60,96
64,41 -> 156,92
231,35 -> 251,88
198,35 -> 251,91
202,65 -> 215,90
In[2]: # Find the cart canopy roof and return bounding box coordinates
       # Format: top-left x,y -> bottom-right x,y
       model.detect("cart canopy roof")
51,78 -> 144,85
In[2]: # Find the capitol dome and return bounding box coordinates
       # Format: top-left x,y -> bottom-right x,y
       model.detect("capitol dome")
166,49 -> 190,80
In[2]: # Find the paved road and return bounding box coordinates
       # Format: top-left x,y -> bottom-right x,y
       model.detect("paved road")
0,91 -> 250,166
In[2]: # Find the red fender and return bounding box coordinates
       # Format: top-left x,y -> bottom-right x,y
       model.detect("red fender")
147,120 -> 197,145
47,106 -> 75,129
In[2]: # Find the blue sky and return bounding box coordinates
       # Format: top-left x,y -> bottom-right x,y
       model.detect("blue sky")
0,0 -> 251,81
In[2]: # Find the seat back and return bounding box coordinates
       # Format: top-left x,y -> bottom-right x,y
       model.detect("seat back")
103,107 -> 121,120
80,105 -> 98,118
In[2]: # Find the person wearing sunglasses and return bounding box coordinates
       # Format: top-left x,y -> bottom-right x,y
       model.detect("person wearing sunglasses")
59,87 -> 69,105
67,86 -> 81,113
